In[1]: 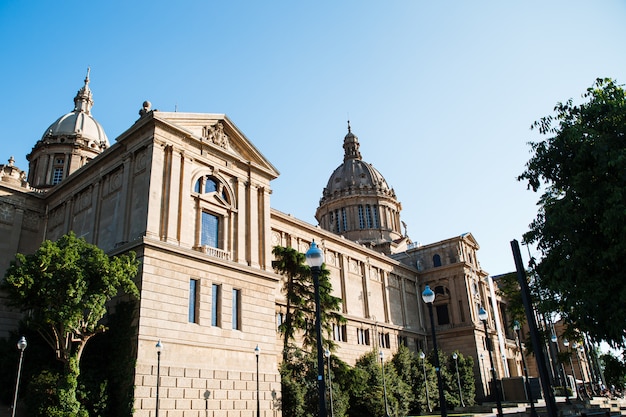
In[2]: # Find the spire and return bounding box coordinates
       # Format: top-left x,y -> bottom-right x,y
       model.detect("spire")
343,120 -> 362,161
73,67 -> 94,114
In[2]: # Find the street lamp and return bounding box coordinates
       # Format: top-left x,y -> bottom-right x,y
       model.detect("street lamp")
305,240 -> 327,417
11,336 -> 27,417
255,345 -> 260,417
514,321 -> 537,417
552,334 -> 570,403
563,339 -> 575,393
453,352 -> 465,407
572,343 -> 588,398
420,351 -> 432,412
325,349 -> 334,417
380,350 -> 390,417
422,285 -> 447,417
155,339 -> 163,417
478,306 -> 503,417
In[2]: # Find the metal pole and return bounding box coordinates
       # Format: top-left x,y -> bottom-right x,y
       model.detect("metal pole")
156,350 -> 161,417
256,349 -> 260,417
421,353 -> 432,412
483,320 -> 504,417
326,350 -> 334,417
312,265 -> 328,417
511,240 -> 558,417
380,352 -> 390,417
453,353 -> 465,407
515,326 -> 538,417
11,337 -> 27,417
427,303 -> 447,417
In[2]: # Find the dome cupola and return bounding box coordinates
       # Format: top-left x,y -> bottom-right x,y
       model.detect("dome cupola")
315,122 -> 405,253
27,69 -> 109,189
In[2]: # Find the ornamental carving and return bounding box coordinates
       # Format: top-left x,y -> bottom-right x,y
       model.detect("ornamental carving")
203,122 -> 229,149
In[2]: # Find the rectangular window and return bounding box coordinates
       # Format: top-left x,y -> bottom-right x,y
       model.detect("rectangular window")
341,207 -> 347,231
333,324 -> 347,342
379,332 -> 391,349
189,279 -> 199,323
398,335 -> 408,347
358,205 -> 365,229
335,209 -> 341,232
366,205 -> 372,228
276,312 -> 284,331
211,284 -> 221,327
232,288 -> 241,330
201,211 -> 219,248
357,328 -> 370,345
436,304 -> 450,325
52,167 -> 64,185
372,205 -> 380,228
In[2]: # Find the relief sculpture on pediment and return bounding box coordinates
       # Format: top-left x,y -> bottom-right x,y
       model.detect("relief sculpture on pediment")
203,122 -> 229,149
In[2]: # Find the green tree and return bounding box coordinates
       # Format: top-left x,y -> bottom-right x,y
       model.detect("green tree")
518,78 -> 626,347
272,246 -> 310,361
600,352 -> 626,390
272,245 -> 345,352
444,352 -> 476,408
1,232 -> 140,416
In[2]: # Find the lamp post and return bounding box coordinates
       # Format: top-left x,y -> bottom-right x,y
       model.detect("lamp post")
380,350 -> 390,417
552,334 -> 570,403
453,353 -> 465,407
422,285 -> 447,417
514,321 -> 537,417
305,240 -> 327,417
572,343 -> 587,398
155,339 -> 163,417
255,345 -> 260,417
325,349 -> 334,417
563,339 -> 577,399
11,336 -> 27,417
479,306 -> 503,417
420,351 -> 432,412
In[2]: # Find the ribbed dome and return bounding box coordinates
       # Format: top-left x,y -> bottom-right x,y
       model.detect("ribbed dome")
320,123 -> 395,203
27,70 -> 109,189
315,122 -> 404,254
41,69 -> 109,148
322,159 -> 394,200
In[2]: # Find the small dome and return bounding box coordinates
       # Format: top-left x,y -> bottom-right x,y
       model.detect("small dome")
41,69 -> 109,148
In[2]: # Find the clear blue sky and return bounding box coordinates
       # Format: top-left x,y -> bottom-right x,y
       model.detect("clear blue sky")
1,1 -> 625,276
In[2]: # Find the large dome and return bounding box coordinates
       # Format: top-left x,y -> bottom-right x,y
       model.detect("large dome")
320,125 -> 395,203
41,69 -> 109,148
315,123 -> 405,253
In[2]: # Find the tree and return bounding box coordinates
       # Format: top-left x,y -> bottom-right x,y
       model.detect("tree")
518,78 -> 626,347
272,246 -> 310,361
600,352 -> 626,391
272,245 -> 345,353
2,232 -> 140,416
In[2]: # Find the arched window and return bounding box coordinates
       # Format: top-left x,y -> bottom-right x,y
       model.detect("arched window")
194,176 -> 228,201
193,174 -> 233,259
433,254 -> 442,267
205,178 -> 217,193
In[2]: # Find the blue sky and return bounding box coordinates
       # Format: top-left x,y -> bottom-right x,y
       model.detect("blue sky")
1,1 -> 625,276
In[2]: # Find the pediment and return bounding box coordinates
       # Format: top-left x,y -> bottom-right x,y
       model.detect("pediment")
152,112 -> 279,179
460,232 -> 480,249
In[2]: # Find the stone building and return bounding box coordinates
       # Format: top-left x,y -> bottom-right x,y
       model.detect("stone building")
0,73 -> 538,416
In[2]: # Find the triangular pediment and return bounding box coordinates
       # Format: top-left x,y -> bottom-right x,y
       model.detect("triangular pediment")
460,232 -> 480,249
150,112 -> 279,179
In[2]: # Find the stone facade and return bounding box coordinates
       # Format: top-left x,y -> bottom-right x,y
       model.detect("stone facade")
0,75 -> 589,416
